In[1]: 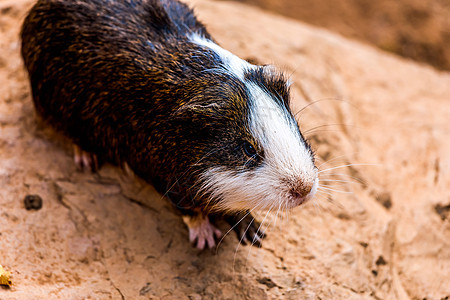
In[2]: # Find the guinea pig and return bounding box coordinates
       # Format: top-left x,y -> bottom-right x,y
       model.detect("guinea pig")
21,0 -> 318,249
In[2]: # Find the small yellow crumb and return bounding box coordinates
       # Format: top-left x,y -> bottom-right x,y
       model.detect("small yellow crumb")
0,264 -> 12,287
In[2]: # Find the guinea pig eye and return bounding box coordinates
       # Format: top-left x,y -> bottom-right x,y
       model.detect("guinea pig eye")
242,141 -> 257,157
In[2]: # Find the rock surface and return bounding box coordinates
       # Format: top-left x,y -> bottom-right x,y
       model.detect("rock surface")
231,0 -> 450,71
0,0 -> 449,299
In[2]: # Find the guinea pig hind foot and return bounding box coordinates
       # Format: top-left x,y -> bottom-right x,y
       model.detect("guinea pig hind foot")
182,214 -> 222,250
73,144 -> 99,172
225,212 -> 266,248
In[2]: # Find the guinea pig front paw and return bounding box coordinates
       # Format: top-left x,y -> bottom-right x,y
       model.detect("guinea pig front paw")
225,212 -> 266,247
182,214 -> 222,250
73,145 -> 99,172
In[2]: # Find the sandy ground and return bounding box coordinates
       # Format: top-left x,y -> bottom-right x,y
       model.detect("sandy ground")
231,0 -> 450,71
0,0 -> 449,299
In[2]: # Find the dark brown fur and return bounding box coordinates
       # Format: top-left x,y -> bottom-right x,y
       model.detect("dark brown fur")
21,0 -> 293,244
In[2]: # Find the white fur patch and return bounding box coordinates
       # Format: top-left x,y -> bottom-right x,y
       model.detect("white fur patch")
246,82 -> 315,183
189,33 -> 318,212
189,33 -> 254,80
200,84 -> 318,212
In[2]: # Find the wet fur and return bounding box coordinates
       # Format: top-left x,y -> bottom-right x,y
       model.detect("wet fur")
21,0 -> 317,245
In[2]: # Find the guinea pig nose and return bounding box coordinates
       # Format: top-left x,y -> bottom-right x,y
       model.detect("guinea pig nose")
290,183 -> 313,199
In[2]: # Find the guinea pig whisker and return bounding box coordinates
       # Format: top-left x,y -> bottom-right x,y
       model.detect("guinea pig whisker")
320,182 -> 349,188
217,210 -> 250,250
319,182 -> 350,190
217,203 -> 262,251
319,163 -> 379,174
320,179 -> 355,184
305,129 -> 351,136
293,97 -> 351,119
250,205 -> 272,247
317,153 -> 357,169
310,196 -> 324,215
243,155 -> 256,167
285,198 -> 292,225
293,98 -> 340,118
319,173 -> 366,184
245,206 -> 273,265
316,190 -> 335,197
318,186 -> 353,194
189,147 -> 227,167
236,216 -> 254,247
272,199 -> 283,229
324,196 -> 344,210
232,209 -> 262,273
262,202 -> 279,238
302,123 -> 358,135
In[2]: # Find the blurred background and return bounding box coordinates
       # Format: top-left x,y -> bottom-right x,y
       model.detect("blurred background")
224,0 -> 450,71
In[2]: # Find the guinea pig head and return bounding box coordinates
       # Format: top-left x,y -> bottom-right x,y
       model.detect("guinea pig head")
173,67 -> 318,213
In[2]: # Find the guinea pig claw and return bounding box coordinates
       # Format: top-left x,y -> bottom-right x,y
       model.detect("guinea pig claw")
183,214 -> 222,250
245,225 -> 264,248
73,145 -> 98,172
226,212 -> 266,247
